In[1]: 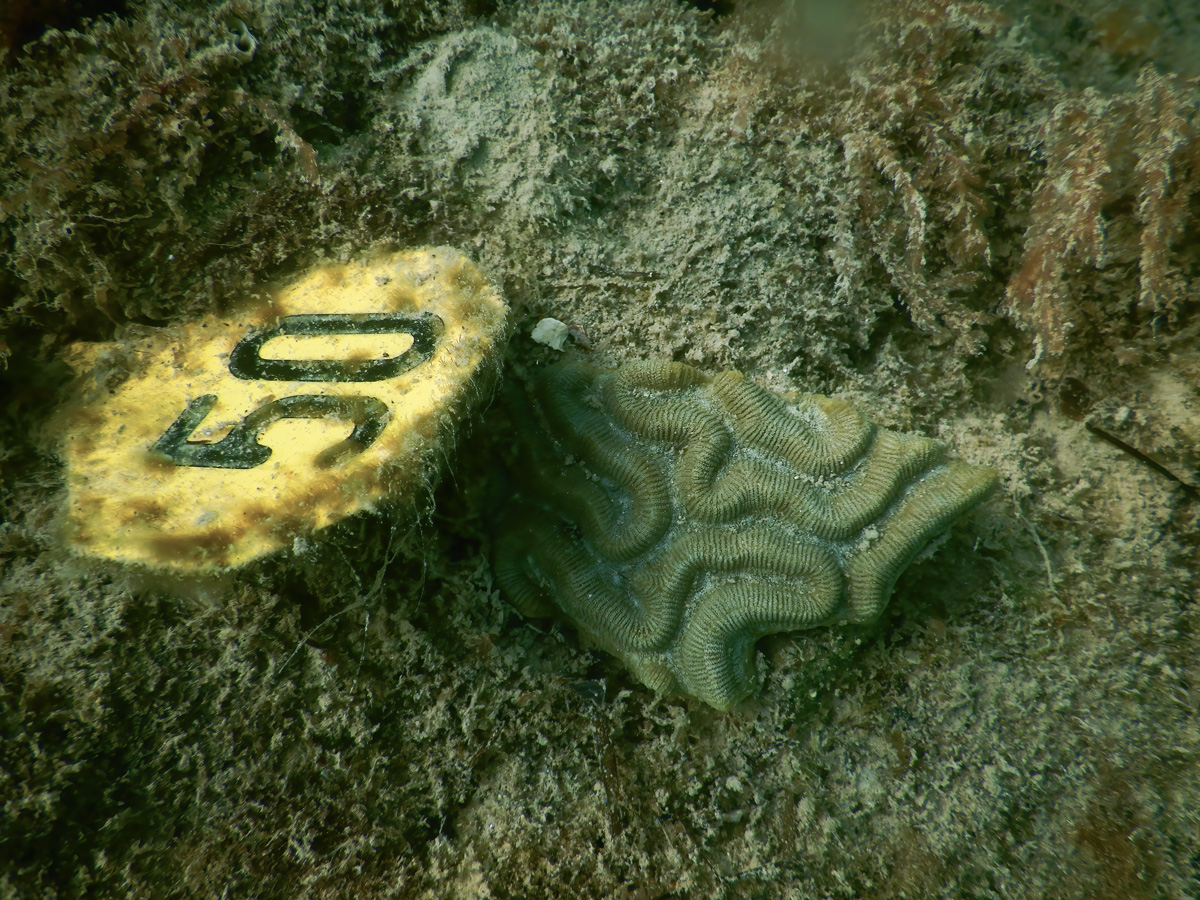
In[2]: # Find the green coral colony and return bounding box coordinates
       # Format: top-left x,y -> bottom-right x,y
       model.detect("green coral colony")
494,359 -> 997,710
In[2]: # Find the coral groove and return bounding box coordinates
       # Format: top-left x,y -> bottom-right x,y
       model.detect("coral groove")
494,360 -> 996,709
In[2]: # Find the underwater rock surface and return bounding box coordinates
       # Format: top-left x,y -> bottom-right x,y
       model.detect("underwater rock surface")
495,359 -> 997,709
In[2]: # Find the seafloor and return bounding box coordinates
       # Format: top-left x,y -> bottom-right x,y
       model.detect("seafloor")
1,1 -> 1198,897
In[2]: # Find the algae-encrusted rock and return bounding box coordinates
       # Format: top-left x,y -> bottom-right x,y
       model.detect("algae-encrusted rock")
494,359 -> 996,710
56,246 -> 508,574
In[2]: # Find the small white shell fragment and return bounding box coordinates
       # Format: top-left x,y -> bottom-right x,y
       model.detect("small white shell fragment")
531,317 -> 570,351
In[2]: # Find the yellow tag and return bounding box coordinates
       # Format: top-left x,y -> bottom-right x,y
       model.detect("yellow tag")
56,246 -> 508,573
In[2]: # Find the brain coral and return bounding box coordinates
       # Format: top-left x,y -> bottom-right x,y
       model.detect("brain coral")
493,360 -> 997,710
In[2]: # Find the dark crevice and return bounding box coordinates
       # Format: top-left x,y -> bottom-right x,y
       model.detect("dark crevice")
680,0 -> 737,19
1,0 -> 128,59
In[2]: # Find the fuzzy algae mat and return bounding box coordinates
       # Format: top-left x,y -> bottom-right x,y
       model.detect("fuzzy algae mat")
55,247 -> 508,573
497,359 -> 996,708
2,1 -> 1200,898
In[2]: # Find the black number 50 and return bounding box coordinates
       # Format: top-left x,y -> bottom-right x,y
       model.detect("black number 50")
151,312 -> 444,469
